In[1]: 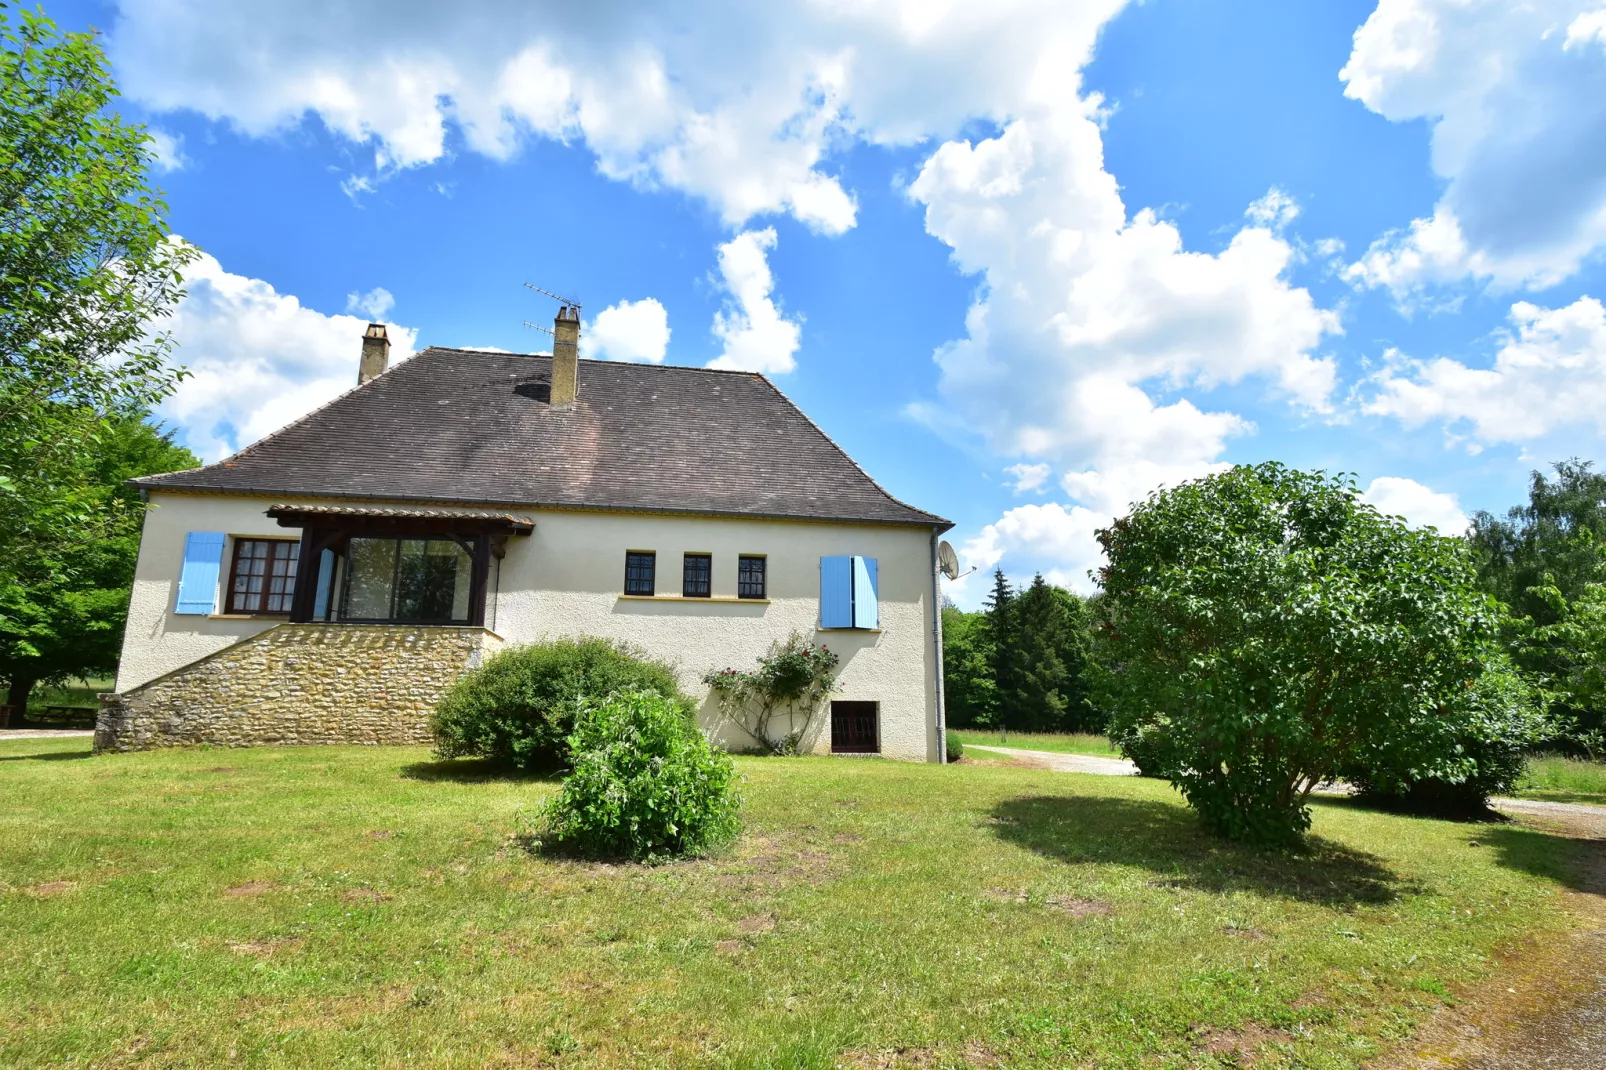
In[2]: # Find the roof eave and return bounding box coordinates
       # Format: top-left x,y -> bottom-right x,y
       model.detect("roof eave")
137,481 -> 952,531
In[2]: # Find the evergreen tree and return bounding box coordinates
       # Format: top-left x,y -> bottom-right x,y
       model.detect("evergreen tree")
1010,576 -> 1101,732
983,569 -> 1016,737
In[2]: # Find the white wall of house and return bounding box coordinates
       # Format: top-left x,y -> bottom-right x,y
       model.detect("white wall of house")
118,491 -> 942,761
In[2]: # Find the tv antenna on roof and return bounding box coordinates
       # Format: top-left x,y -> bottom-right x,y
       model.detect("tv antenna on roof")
522,283 -> 582,346
523,282 -> 581,315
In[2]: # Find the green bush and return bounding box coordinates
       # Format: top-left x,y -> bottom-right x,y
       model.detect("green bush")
533,688 -> 742,862
432,637 -> 690,771
1347,656 -> 1550,817
1110,717 -> 1179,779
944,732 -> 964,763
1097,462 -> 1509,845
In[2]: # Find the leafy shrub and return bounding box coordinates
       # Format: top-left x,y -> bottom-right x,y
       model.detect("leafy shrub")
1097,462 -> 1509,845
944,732 -> 964,763
1109,717 -> 1179,779
704,633 -> 838,754
1347,655 -> 1550,817
532,688 -> 741,862
432,637 -> 690,771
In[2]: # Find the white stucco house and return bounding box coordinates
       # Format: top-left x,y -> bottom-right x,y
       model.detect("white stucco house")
97,308 -> 954,761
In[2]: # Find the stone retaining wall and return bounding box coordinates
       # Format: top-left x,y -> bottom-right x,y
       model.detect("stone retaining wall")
94,624 -> 501,754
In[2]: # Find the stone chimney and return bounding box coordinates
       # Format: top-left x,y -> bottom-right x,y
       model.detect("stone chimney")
358,323 -> 391,385
550,306 -> 580,404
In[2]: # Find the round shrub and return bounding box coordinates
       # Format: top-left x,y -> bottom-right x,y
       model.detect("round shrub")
944,732 -> 965,763
432,637 -> 690,771
1346,655 -> 1550,818
1097,462 -> 1508,845
534,688 -> 742,862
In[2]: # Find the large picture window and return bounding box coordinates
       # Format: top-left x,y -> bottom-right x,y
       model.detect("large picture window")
226,538 -> 300,615
337,537 -> 473,623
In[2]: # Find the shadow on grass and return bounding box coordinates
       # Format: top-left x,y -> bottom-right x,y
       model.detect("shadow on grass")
1479,822 -> 1603,894
0,748 -> 91,762
991,793 -> 1408,906
399,757 -> 561,784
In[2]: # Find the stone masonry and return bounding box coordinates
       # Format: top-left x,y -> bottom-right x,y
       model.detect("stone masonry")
94,624 -> 502,753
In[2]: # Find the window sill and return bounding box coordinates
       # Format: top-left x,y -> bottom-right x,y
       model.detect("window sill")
617,594 -> 771,604
816,627 -> 883,633
207,613 -> 288,621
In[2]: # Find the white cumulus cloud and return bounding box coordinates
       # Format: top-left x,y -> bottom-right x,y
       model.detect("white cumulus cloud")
706,228 -> 802,374
1365,295 -> 1606,445
1004,462 -> 1051,494
582,297 -> 671,363
104,0 -> 1348,585
158,248 -> 418,461
344,286 -> 395,320
1341,0 -> 1606,295
1360,476 -> 1470,533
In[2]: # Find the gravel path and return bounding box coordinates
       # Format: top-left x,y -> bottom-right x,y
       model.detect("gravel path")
963,744 -> 1138,776
0,730 -> 93,741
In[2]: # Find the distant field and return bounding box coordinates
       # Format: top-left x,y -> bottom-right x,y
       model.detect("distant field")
951,729 -> 1117,757
1515,753 -> 1606,806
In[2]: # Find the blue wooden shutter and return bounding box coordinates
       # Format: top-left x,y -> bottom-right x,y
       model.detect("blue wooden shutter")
852,556 -> 879,629
820,556 -> 853,628
174,532 -> 225,615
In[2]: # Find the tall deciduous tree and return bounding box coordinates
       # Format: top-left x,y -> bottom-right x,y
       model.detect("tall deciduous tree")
0,6 -> 195,601
940,603 -> 997,729
1,418 -> 198,716
1469,459 -> 1606,626
1098,463 -> 1531,844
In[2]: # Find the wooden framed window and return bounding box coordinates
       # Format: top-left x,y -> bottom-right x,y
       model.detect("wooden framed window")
831,701 -> 879,754
336,537 -> 473,623
226,538 -> 300,615
683,553 -> 712,597
624,551 -> 656,596
738,555 -> 767,599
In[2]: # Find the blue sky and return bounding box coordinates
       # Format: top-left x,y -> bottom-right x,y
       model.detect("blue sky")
46,0 -> 1606,605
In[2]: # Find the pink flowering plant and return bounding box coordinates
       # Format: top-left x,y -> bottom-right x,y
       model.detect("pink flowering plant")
702,632 -> 840,755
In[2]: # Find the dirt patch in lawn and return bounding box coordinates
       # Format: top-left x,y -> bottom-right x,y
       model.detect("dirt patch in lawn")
1044,895 -> 1113,918
223,881 -> 281,898
1190,1023 -> 1294,1062
24,880 -> 75,897
340,887 -> 389,904
839,1041 -> 1000,1067
735,913 -> 776,934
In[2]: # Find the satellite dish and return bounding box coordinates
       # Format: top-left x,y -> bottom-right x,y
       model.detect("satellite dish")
938,540 -> 961,580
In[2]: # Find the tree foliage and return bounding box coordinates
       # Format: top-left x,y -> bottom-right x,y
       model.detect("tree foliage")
943,571 -> 1101,734
1097,463 -> 1520,844
0,417 -> 197,713
1469,459 -> 1606,626
0,6 -> 195,600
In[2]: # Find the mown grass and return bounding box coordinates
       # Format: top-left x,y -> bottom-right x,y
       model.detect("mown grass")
950,729 -> 1118,757
1514,753 -> 1606,805
0,737 -> 1588,1069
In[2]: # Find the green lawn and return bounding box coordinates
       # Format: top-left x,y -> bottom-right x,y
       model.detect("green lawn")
0,738 -> 1587,1069
950,729 -> 1118,757
1514,753 -> 1606,805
